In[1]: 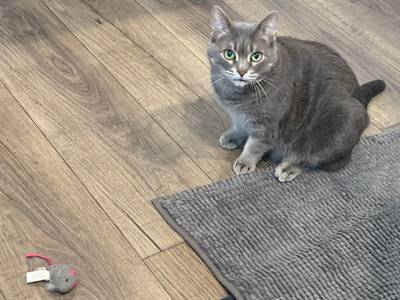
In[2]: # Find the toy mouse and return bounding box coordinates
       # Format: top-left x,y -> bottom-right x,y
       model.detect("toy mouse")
26,252 -> 78,294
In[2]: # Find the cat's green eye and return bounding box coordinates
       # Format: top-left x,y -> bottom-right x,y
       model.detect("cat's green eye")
223,49 -> 236,61
250,52 -> 263,62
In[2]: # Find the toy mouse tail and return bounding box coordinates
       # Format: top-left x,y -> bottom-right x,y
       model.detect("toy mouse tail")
25,252 -> 53,265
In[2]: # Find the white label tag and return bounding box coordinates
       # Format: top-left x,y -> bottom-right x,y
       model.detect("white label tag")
26,267 -> 50,283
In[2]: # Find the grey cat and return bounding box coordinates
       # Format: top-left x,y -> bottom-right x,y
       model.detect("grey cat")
208,6 -> 385,182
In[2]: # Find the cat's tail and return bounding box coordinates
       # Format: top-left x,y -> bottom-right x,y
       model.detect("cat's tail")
352,79 -> 386,107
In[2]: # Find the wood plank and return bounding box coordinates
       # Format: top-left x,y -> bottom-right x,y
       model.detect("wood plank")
43,0 -> 241,181
81,0 -> 215,99
0,0 -> 206,255
0,81 -> 171,299
126,0 -> 233,65
363,123 -> 382,136
375,0 -> 400,15
145,243 -> 227,300
300,0 -> 400,72
141,219 -> 183,251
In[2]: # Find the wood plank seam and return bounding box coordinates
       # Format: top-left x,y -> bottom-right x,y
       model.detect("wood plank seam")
112,199 -> 165,255
0,78 -> 160,259
0,288 -> 5,300
294,2 -> 400,89
144,241 -> 185,261
143,259 -> 189,300
79,0 -> 227,122
299,0 -> 400,75
289,0 -> 398,130
40,0 -> 243,182
0,80 -> 173,299
133,0 -> 243,65
81,0 -> 226,122
2,0 -> 189,257
41,0 -> 215,184
87,0 -> 209,70
143,243 -> 227,299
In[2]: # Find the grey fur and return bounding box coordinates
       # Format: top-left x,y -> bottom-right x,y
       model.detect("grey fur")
45,264 -> 77,294
208,6 -> 386,181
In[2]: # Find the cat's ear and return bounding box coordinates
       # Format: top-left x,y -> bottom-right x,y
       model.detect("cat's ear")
257,11 -> 278,38
210,6 -> 231,40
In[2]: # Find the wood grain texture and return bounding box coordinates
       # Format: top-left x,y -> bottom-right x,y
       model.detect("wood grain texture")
0,82 -> 171,299
130,0 -> 235,64
1,0 -> 399,299
301,0 -> 400,72
145,243 -> 227,300
363,123 -> 383,136
81,0 -> 214,98
0,0 -> 198,256
43,0 -> 242,181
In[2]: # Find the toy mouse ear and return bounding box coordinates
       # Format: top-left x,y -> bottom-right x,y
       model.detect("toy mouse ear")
68,269 -> 77,276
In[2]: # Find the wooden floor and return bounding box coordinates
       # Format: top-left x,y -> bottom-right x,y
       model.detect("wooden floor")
0,0 -> 399,298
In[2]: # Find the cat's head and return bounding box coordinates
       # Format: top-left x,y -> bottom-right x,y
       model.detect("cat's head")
208,6 -> 278,88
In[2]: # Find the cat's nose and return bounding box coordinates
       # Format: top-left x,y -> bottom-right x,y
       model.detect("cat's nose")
238,69 -> 246,77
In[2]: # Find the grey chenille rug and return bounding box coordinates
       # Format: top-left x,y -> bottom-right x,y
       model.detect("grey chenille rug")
153,127 -> 400,300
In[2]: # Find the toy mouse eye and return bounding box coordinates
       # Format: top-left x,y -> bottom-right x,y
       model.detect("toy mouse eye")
251,52 -> 263,62
66,278 -> 69,282
223,49 -> 236,61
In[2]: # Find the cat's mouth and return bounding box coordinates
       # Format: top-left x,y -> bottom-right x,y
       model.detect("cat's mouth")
231,78 -> 251,86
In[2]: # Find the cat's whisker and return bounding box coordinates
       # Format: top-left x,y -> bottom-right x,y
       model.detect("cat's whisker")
250,82 -> 256,100
253,81 -> 262,103
211,77 -> 226,85
211,74 -> 228,86
259,78 -> 279,90
222,78 -> 231,95
255,82 -> 261,102
211,74 -> 225,80
256,81 -> 271,101
214,78 -> 229,91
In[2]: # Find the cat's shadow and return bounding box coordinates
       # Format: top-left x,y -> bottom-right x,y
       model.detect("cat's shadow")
178,96 -> 241,163
179,96 -> 272,168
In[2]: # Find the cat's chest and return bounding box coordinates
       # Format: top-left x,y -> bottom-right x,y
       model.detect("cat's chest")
229,111 -> 251,131
224,107 -> 269,135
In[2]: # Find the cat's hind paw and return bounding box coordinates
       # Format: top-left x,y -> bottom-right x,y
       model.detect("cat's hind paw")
274,162 -> 302,182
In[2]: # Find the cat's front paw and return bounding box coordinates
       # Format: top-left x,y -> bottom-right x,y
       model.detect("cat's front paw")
274,162 -> 302,182
233,157 -> 257,175
219,131 -> 246,150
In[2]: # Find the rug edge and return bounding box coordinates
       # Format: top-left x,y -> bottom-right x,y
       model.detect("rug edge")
152,198 -> 244,300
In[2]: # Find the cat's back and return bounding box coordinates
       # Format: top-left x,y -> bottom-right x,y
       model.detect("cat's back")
278,36 -> 358,90
278,36 -> 342,60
